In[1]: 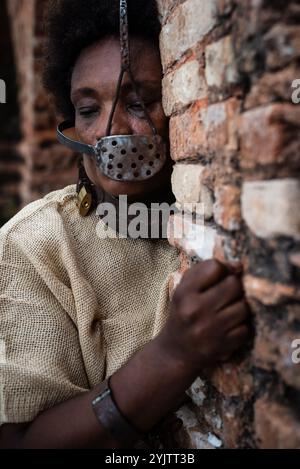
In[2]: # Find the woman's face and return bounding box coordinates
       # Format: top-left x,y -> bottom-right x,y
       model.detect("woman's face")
71,36 -> 173,201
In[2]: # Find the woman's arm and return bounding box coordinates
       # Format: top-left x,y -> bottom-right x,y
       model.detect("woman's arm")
0,338 -> 195,449
0,260 -> 249,449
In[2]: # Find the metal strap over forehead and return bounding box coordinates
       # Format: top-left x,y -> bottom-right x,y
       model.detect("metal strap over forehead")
105,0 -> 157,137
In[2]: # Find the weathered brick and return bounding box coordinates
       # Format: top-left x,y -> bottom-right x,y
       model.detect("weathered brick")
213,185 -> 241,231
208,361 -> 253,397
253,317 -> 300,390
264,24 -> 300,70
244,275 -> 300,305
255,398 -> 300,449
160,0 -> 218,70
162,60 -> 207,116
244,66 -> 299,110
168,213 -> 217,260
170,98 -> 240,161
174,405 -> 218,449
290,252 -> 300,268
156,0 -> 181,24
277,331 -> 300,390
239,104 -> 300,169
213,234 -> 242,272
171,164 -> 213,219
241,179 -> 300,240
205,35 -> 239,88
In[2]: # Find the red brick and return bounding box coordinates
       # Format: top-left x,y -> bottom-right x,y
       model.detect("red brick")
208,360 -> 253,397
160,0 -> 218,70
255,398 -> 300,449
213,234 -> 242,273
244,275 -> 300,305
213,185 -> 241,231
239,104 -> 300,169
170,98 -> 240,161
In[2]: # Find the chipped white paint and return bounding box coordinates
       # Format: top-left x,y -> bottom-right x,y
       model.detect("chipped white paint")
210,414 -> 223,431
163,61 -> 207,115
205,35 -> 239,88
175,404 -> 223,449
242,179 -> 300,240
176,405 -> 199,428
201,102 -> 227,131
160,0 -> 218,69
186,376 -> 206,407
208,433 -> 223,448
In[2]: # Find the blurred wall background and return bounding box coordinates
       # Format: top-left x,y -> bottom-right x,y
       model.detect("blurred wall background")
0,0 -> 78,227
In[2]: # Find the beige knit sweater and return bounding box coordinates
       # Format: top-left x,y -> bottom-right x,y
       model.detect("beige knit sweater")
0,185 -> 180,426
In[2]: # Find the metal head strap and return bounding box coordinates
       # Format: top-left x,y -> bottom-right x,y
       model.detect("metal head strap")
105,0 -> 157,137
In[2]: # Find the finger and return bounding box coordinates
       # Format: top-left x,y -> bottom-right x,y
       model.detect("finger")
225,324 -> 250,351
179,259 -> 229,294
217,324 -> 249,361
216,300 -> 250,331
199,275 -> 244,313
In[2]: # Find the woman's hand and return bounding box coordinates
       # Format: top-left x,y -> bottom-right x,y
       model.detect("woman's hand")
157,260 -> 250,374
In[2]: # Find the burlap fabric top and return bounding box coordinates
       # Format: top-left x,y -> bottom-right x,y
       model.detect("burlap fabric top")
0,185 -> 180,426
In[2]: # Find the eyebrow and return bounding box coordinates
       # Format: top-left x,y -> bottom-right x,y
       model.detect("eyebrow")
71,80 -> 161,100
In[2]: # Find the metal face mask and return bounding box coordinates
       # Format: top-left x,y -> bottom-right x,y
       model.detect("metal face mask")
57,0 -> 167,182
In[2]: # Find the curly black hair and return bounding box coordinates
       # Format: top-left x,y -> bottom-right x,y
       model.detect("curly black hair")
43,0 -> 161,119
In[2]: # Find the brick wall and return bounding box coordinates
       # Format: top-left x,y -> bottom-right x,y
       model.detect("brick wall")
158,0 -> 300,448
1,0 -> 78,223
1,0 -> 300,448
0,0 -> 23,225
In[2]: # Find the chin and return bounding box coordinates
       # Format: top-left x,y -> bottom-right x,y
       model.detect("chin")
103,179 -> 159,201
97,169 -> 167,198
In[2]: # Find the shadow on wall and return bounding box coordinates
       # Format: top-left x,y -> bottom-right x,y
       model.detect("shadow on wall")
0,0 -> 23,227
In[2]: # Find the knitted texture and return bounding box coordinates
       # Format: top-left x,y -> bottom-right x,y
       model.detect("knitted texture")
0,185 -> 180,425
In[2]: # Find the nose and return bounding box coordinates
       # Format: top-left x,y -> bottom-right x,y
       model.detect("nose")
97,102 -> 133,139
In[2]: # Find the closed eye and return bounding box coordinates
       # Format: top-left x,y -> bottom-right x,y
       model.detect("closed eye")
77,107 -> 100,117
127,101 -> 156,117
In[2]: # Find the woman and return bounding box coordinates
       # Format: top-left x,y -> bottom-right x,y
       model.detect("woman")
0,0 -> 250,449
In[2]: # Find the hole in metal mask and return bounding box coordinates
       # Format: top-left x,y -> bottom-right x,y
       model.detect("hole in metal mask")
112,141 -> 118,146
146,170 -> 152,176
117,163 -> 123,169
117,174 -> 123,179
134,172 -> 139,178
149,161 -> 154,167
131,163 -> 137,169
138,155 -> 144,161
109,154 -> 115,160
132,148 -> 137,153
121,149 -> 126,155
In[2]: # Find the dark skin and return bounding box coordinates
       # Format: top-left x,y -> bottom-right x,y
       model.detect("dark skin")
0,37 -> 250,449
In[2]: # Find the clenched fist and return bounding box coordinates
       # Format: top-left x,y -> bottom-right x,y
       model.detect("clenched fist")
158,260 -> 250,374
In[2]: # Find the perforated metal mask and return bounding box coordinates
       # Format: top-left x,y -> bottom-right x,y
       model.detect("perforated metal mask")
57,0 -> 167,182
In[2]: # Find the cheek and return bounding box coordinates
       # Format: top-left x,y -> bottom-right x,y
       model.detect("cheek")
75,118 -> 103,146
